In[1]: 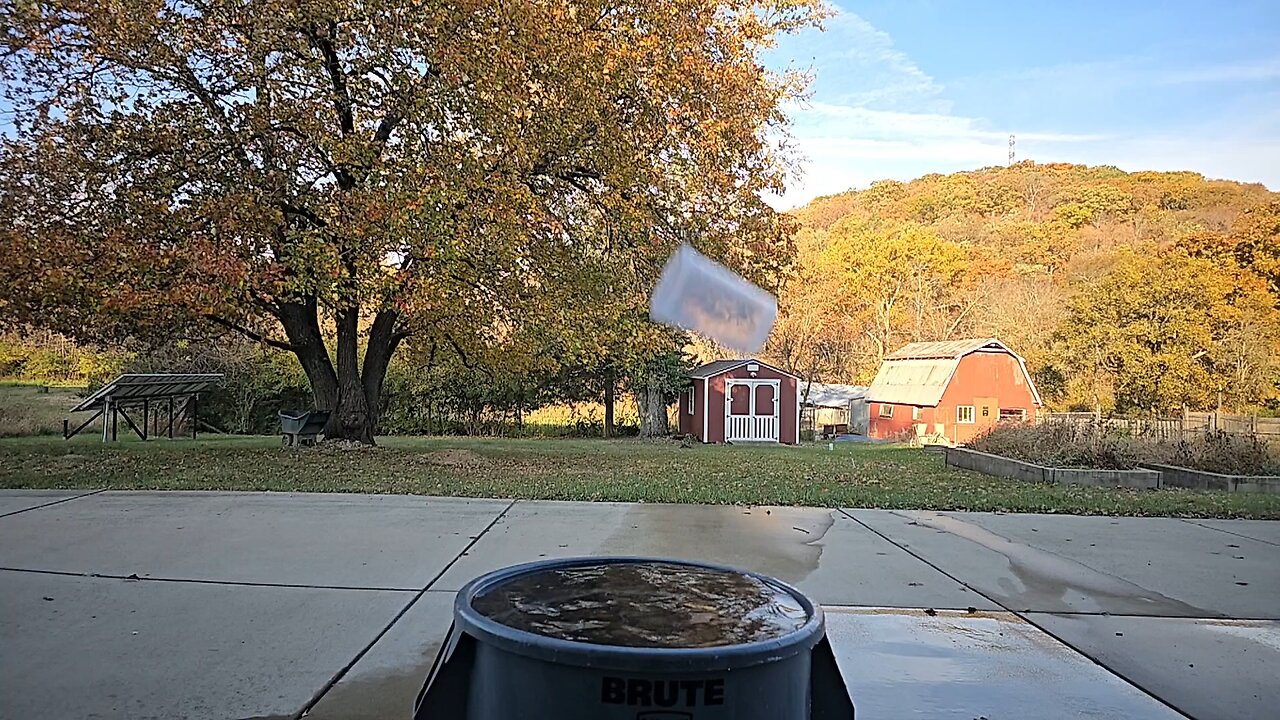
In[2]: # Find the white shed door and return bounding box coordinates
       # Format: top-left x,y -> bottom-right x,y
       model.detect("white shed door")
724,379 -> 780,442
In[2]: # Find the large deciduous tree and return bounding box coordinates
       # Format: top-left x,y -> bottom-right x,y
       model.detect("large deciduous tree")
1055,250 -> 1280,414
0,0 -> 818,442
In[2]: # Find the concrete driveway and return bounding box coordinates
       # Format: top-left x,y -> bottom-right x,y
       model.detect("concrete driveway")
1,490 -> 1277,720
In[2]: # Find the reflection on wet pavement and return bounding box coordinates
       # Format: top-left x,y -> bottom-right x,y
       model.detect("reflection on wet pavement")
825,607 -> 1184,719
900,511 -> 1212,616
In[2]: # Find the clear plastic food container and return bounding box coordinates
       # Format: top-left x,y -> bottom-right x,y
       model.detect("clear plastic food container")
649,244 -> 778,353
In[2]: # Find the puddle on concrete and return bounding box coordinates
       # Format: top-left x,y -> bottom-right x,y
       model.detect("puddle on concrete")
1198,620 -> 1280,652
302,665 -> 431,720
902,512 -> 1213,616
471,561 -> 808,647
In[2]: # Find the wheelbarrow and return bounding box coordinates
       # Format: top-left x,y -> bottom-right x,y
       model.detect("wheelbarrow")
279,410 -> 331,447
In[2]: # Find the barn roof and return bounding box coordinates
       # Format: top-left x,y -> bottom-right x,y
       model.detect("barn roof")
885,337 -> 1010,360
687,358 -> 798,380
801,382 -> 869,407
868,338 -> 1042,407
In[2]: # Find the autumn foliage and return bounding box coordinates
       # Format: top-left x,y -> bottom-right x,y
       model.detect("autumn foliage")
0,0 -> 823,442
771,164 -> 1280,414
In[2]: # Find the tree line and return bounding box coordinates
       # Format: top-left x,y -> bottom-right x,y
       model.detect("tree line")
768,163 -> 1280,415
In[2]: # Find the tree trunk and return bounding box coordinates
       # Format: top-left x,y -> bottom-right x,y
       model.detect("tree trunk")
636,375 -> 669,438
276,300 -> 400,446
603,373 -> 615,438
362,309 -> 402,429
279,299 -> 339,412
330,309 -> 375,444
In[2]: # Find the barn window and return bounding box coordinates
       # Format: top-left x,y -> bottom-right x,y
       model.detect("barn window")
686,386 -> 695,414
878,404 -> 894,418
957,406 -> 975,424
911,407 -> 921,421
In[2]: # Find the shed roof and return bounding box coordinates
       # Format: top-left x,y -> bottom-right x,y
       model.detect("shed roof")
687,358 -> 797,380
801,382 -> 869,407
868,338 -> 1042,407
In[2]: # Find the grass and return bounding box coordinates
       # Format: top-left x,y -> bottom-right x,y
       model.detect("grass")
1,434 -> 1278,518
0,384 -> 82,438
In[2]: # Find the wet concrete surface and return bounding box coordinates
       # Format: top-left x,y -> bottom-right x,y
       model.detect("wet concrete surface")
435,500 -> 995,609
825,607 -> 1183,719
847,509 -> 1279,618
304,592 -> 456,720
1030,613 -> 1280,720
938,511 -> 1280,618
2,491 -> 1277,719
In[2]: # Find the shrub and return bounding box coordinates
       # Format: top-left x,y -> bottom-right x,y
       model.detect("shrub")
127,340 -> 311,435
969,422 -> 1145,469
1172,431 -> 1280,476
970,422 -> 1280,475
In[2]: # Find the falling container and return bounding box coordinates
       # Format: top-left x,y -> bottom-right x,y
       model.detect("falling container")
648,243 -> 778,354
414,557 -> 855,719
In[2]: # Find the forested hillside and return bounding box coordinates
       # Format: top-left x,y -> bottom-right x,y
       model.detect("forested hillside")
769,163 -> 1280,414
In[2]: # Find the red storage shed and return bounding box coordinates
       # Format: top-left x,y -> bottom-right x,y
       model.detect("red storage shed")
679,359 -> 800,445
866,338 -> 1041,445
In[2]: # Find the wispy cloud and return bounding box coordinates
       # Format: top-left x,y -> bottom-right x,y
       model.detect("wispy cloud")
800,102 -> 1107,143
1158,57 -> 1280,85
822,11 -> 942,107
769,8 -> 1108,207
766,7 -> 1280,209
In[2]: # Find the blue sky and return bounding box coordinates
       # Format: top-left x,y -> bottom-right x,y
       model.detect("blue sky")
766,0 -> 1280,207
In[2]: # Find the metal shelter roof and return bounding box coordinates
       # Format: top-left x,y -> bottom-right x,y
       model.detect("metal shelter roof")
801,382 -> 869,407
71,374 -> 224,412
868,338 -> 1042,407
687,358 -> 798,380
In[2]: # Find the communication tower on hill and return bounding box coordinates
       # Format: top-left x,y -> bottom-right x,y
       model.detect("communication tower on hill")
1008,134 -> 1016,166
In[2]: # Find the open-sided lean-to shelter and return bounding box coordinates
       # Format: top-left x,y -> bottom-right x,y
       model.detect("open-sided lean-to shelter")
63,373 -> 223,442
866,338 -> 1041,445
678,359 -> 800,444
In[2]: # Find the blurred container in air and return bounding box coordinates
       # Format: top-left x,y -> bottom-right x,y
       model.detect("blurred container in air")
414,557 -> 855,720
649,244 -> 778,354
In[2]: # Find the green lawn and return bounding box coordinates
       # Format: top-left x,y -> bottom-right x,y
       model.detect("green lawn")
1,434 -> 1277,518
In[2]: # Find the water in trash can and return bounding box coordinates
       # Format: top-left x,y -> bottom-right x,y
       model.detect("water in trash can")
416,558 -> 855,720
469,560 -> 808,648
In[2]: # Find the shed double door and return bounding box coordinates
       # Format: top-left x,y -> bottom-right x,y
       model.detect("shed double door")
725,379 -> 780,442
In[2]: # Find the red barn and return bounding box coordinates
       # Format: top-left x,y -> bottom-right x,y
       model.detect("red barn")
679,359 -> 800,445
866,338 -> 1041,445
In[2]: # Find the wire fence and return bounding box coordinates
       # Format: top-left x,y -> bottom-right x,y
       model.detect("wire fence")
1042,411 -> 1280,442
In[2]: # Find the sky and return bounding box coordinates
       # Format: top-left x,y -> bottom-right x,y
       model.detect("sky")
764,0 -> 1280,208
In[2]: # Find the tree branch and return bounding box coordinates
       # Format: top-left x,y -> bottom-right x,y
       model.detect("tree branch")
203,314 -> 294,352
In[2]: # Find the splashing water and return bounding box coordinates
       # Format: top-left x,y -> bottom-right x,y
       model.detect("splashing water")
471,562 -> 808,648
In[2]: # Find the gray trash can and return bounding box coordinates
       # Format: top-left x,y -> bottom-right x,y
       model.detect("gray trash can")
415,557 -> 854,719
